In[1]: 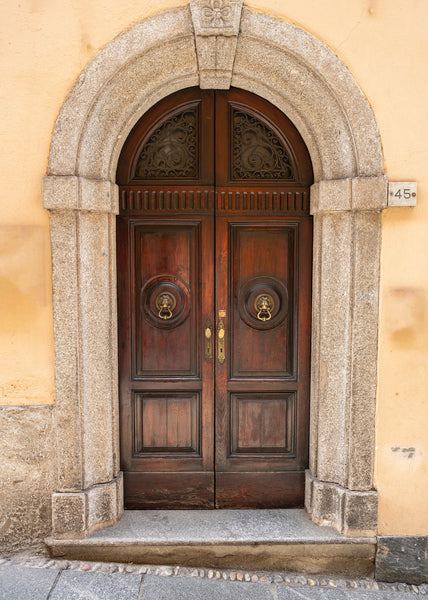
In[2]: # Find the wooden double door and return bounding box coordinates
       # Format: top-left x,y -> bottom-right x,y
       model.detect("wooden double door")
117,88 -> 313,509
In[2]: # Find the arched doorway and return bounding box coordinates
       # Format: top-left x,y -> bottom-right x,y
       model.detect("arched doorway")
44,5 -> 385,541
116,87 -> 313,509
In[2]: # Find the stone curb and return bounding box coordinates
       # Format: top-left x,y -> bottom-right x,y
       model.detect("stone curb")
0,557 -> 425,595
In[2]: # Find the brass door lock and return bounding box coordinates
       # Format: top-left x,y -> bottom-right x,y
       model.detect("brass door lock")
217,318 -> 226,364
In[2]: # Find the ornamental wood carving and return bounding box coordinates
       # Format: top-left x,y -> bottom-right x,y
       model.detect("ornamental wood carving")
134,107 -> 199,179
231,108 -> 295,181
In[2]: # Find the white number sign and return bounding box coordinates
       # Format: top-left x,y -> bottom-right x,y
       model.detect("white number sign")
388,182 -> 417,207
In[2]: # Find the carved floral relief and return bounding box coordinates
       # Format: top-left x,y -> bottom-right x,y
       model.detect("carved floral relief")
201,0 -> 233,29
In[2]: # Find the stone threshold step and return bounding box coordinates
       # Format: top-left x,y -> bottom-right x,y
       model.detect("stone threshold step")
46,509 -> 376,576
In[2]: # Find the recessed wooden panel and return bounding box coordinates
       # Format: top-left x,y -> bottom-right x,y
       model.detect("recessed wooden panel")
215,471 -> 304,509
230,224 -> 296,377
133,393 -> 200,455
230,393 -> 296,456
124,472 -> 214,509
133,223 -> 199,377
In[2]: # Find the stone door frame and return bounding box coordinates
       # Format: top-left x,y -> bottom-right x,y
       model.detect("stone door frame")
43,2 -> 386,540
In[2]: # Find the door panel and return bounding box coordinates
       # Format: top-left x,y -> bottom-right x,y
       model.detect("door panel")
134,392 -> 200,454
230,392 -> 296,454
214,215 -> 311,507
117,87 -> 313,509
229,223 -> 295,377
134,224 -> 198,376
117,214 -> 214,508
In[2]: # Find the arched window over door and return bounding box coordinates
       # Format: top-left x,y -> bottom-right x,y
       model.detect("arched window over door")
116,87 -> 314,509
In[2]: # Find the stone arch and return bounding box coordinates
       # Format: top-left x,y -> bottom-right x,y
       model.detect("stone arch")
44,3 -> 386,540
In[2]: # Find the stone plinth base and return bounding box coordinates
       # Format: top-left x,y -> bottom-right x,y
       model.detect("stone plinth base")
305,471 -> 378,537
51,473 -> 123,539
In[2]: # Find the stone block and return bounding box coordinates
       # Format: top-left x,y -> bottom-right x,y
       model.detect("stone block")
43,176 -> 118,213
49,570 -> 142,600
0,565 -> 59,600
43,176 -> 79,210
49,210 -> 82,491
190,1 -> 244,89
305,469 -> 314,513
0,407 -> 55,554
195,35 -> 238,89
343,491 -> 378,537
52,493 -> 86,538
311,477 -> 344,529
307,473 -> 378,537
79,178 -> 118,213
351,176 -> 387,210
87,474 -> 124,533
51,474 -> 123,539
190,0 -> 243,37
310,177 -> 387,214
315,211 -> 353,485
141,575 -> 272,600
310,179 -> 352,213
376,536 -> 428,584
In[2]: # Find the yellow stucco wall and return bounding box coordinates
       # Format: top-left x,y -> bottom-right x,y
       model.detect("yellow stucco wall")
0,0 -> 426,534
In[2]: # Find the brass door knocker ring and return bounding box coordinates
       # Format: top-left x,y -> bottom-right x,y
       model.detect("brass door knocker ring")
155,292 -> 176,320
254,294 -> 274,322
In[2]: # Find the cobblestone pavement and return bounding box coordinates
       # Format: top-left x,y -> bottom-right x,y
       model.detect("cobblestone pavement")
0,556 -> 427,599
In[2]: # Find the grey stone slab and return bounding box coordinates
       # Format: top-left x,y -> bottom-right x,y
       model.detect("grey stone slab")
46,509 -> 375,573
141,575 -> 273,600
0,565 -> 59,600
376,536 -> 428,584
84,509 -> 353,544
49,570 -> 142,600
276,587 -> 412,600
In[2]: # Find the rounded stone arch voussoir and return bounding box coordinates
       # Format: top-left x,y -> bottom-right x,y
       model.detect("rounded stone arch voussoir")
47,6 -> 383,184
44,4 -> 386,542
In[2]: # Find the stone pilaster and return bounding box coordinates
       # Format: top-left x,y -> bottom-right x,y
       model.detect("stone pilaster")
306,177 -> 387,536
43,176 -> 122,537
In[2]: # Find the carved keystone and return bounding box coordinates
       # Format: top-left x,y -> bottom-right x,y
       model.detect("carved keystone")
190,0 -> 244,89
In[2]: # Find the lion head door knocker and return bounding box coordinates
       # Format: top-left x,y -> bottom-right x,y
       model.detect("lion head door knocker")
141,275 -> 190,329
254,293 -> 274,322
238,276 -> 288,330
155,292 -> 176,320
